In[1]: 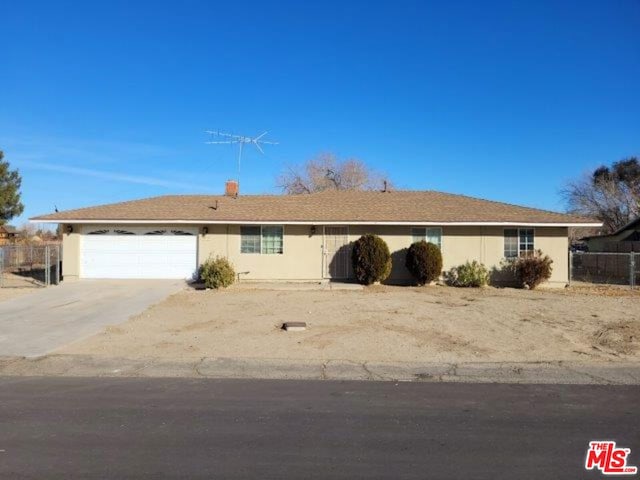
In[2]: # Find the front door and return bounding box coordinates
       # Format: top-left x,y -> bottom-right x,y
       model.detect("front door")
324,226 -> 350,279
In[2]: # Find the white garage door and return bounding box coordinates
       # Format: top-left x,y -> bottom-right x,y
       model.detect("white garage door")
81,227 -> 198,279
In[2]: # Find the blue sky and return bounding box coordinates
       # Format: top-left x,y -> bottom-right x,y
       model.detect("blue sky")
2,0 -> 639,226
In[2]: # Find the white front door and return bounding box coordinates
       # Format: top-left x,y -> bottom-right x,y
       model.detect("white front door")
80,226 -> 198,279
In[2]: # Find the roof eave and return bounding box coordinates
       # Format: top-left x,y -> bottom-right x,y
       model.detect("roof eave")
29,218 -> 603,228
611,216 -> 640,235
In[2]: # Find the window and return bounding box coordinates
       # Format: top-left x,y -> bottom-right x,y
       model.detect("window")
240,226 -> 261,253
504,229 -> 518,258
262,226 -> 284,254
504,228 -> 535,258
519,228 -> 534,256
411,227 -> 442,249
240,225 -> 284,254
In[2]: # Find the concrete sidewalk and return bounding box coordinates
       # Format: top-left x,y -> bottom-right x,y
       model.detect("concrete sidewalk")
0,280 -> 185,357
1,354 -> 639,385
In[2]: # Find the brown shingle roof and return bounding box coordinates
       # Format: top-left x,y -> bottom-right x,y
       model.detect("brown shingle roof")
30,190 -> 600,225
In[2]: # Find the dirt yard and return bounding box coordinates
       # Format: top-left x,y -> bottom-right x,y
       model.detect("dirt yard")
0,274 -> 43,302
57,283 -> 640,364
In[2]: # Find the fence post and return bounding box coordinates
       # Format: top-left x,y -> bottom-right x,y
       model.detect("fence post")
631,253 -> 636,289
45,245 -> 50,286
0,248 -> 3,288
56,245 -> 60,285
568,251 -> 573,286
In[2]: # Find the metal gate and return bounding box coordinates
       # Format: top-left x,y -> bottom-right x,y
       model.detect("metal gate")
323,226 -> 351,279
0,244 -> 61,288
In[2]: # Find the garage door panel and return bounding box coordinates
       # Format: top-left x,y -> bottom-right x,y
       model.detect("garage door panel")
80,229 -> 197,279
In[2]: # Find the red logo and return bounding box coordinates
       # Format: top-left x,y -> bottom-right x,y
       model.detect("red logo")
585,441 -> 638,475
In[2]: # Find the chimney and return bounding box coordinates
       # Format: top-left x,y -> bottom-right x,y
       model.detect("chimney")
225,180 -> 239,197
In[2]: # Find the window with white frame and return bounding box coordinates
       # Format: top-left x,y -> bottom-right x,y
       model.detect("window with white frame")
261,226 -> 284,254
240,226 -> 261,253
240,226 -> 284,254
504,228 -> 534,258
411,227 -> 442,249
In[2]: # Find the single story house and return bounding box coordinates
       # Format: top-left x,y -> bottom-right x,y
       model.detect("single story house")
582,216 -> 640,252
31,182 -> 600,287
0,224 -> 17,245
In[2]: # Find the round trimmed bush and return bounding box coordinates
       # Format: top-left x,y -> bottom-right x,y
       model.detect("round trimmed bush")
199,256 -> 236,289
351,234 -> 392,285
405,241 -> 443,285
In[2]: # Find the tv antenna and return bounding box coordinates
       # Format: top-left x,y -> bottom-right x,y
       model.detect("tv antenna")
205,130 -> 278,179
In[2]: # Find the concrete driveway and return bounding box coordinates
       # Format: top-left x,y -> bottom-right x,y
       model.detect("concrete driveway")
0,280 -> 185,357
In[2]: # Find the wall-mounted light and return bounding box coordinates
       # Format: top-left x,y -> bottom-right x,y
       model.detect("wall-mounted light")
310,225 -> 317,237
66,225 -> 73,234
202,226 -> 209,236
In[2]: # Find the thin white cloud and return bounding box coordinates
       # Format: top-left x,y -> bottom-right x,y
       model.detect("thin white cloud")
18,160 -> 210,191
0,135 -> 176,165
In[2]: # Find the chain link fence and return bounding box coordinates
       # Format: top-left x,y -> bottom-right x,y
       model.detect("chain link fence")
0,244 -> 61,288
570,252 -> 638,288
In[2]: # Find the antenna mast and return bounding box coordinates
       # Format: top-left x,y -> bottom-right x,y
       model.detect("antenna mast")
205,130 -> 278,181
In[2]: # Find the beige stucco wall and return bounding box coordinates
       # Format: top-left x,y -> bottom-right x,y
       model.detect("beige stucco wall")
62,223 -> 569,286
199,224 -> 569,286
61,224 -> 81,281
198,224 -> 324,280
338,225 -> 568,286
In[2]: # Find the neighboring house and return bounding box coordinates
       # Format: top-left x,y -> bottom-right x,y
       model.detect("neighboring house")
582,216 -> 640,252
30,182 -> 600,287
0,225 -> 17,245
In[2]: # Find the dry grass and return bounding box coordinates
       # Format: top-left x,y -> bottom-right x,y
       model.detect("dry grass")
58,283 -> 640,364
0,273 -> 42,302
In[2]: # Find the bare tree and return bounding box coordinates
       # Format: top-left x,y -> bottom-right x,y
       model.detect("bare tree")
277,153 -> 392,194
562,157 -> 640,233
15,223 -> 37,243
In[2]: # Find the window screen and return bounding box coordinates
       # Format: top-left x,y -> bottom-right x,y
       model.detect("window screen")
240,226 -> 261,253
519,228 -> 534,256
504,229 -> 519,258
411,227 -> 442,249
411,227 -> 426,244
261,226 -> 283,254
504,228 -> 534,258
426,228 -> 442,249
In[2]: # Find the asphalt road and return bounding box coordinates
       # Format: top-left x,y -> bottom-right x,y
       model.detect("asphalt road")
0,377 -> 639,479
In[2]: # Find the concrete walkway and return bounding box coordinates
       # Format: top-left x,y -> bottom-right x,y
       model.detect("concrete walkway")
231,281 -> 364,291
2,354 -> 639,385
0,280 -> 185,357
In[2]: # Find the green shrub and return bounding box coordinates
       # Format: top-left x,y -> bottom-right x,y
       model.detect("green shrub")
512,250 -> 553,289
405,241 -> 443,285
445,260 -> 489,287
351,234 -> 392,285
199,256 -> 236,289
